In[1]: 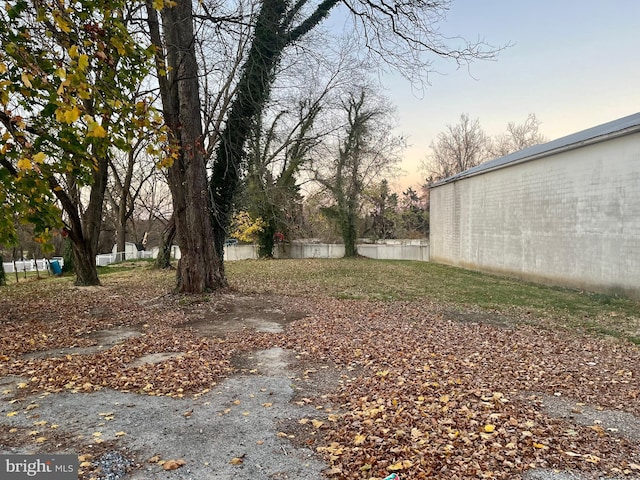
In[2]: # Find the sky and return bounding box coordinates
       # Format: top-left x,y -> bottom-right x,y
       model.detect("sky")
379,0 -> 640,191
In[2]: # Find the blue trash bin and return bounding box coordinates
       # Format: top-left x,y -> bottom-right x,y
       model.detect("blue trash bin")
50,260 -> 62,275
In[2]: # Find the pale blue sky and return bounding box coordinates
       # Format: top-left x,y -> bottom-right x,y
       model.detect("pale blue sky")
380,0 -> 640,189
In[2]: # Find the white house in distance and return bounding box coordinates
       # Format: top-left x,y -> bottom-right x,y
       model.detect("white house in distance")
429,112 -> 640,299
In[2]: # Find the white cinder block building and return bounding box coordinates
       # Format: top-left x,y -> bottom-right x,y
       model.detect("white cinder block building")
429,112 -> 640,299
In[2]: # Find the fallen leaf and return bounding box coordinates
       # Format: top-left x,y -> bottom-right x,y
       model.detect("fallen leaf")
162,459 -> 186,471
230,457 -> 244,465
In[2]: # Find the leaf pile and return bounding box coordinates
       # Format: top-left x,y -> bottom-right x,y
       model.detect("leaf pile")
279,298 -> 640,479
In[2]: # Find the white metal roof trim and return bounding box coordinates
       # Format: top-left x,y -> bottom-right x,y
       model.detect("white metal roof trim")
430,111 -> 640,187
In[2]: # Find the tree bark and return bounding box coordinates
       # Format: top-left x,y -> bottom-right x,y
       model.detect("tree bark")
155,215 -> 176,269
148,0 -> 226,293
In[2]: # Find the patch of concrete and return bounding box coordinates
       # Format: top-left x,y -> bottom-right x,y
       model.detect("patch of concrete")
22,326 -> 143,360
233,348 -> 295,377
0,350 -> 328,480
181,295 -> 306,338
523,468 -> 638,480
444,310 -> 517,329
538,394 -> 640,442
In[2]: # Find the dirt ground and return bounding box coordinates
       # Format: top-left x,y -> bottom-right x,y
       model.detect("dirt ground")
1,286 -> 639,479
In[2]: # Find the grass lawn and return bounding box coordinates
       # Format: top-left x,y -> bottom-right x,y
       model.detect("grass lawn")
227,258 -> 640,344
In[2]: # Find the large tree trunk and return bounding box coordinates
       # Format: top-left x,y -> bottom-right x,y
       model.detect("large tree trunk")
149,0 -> 226,293
71,238 -> 100,285
155,216 -> 176,269
341,208 -> 358,258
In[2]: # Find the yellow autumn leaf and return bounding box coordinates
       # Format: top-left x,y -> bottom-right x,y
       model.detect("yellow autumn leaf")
163,459 -> 185,470
9,428 -> 17,433
388,460 -> 412,471
17,158 -> 32,170
6,411 -> 18,417
110,37 -> 127,55
55,68 -> 66,79
63,106 -> 81,124
532,442 -> 546,449
115,431 -> 126,437
69,45 -> 79,58
229,457 -> 243,465
78,54 -> 89,71
311,419 -> 324,428
87,123 -> 107,138
153,0 -> 164,9
353,434 -> 366,445
484,424 -> 496,433
34,437 -> 47,443
79,461 -> 92,468
32,152 -> 46,164
92,432 -> 102,437
56,79 -> 70,95
55,15 -> 71,33
21,72 -> 32,88
0,62 -> 7,74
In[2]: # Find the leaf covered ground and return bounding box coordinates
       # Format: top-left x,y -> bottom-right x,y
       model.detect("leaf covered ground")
0,261 -> 639,479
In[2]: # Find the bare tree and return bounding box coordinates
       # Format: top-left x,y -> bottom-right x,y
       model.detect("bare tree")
106,139 -> 158,255
488,113 -> 547,158
424,113 -> 488,182
313,87 -> 404,256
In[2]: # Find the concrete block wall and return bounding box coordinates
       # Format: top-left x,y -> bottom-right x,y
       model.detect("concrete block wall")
430,132 -> 640,299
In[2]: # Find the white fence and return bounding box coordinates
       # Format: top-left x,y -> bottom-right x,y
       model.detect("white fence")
2,257 -> 64,274
162,240 -> 430,262
3,250 -> 155,273
97,250 -> 154,266
2,240 -> 429,274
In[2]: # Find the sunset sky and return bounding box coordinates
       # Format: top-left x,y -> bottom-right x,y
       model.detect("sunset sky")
378,0 -> 640,190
